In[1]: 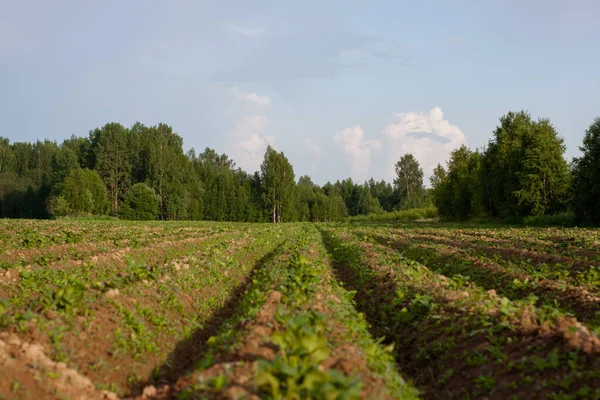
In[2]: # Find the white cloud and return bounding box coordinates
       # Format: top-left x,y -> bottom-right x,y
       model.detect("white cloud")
366,139 -> 382,151
334,125 -> 380,180
304,137 -> 322,156
229,24 -> 265,37
230,115 -> 271,172
232,87 -> 271,107
382,106 -> 466,182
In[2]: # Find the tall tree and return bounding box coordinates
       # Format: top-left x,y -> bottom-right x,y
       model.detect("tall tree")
572,117 -> 600,223
260,146 -> 296,222
480,111 -> 570,217
368,178 -> 394,212
139,123 -> 192,220
296,175 -> 316,221
393,153 -> 426,210
0,137 -> 15,173
432,146 -> 482,220
90,123 -> 132,215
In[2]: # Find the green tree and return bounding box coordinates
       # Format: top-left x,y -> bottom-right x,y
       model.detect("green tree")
480,111 -> 570,217
311,192 -> 348,222
430,164 -> 447,189
432,146 -> 482,220
357,187 -> 383,215
572,117 -> 600,223
60,168 -> 109,215
0,172 -> 30,218
119,183 -> 160,220
51,147 -> 79,185
192,148 -> 237,221
260,146 -> 296,222
47,195 -> 71,218
393,154 -> 426,210
368,178 -> 394,212
296,175 -> 316,221
0,137 -> 15,173
138,123 -> 191,220
90,123 -> 132,215
61,135 -> 92,169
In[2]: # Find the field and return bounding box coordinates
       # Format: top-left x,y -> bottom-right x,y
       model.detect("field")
0,220 -> 599,400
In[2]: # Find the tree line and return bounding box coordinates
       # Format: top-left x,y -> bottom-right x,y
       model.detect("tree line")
430,111 -> 600,224
3,110 -> 598,224
0,122 -> 430,222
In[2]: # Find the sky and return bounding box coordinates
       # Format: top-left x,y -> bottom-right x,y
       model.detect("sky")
1,0 -> 599,185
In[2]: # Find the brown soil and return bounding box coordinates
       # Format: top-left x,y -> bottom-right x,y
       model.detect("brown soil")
135,243 -> 394,399
135,289 -> 283,400
124,244 -> 286,399
403,232 -> 599,271
373,232 -> 600,325
0,332 -> 119,400
417,227 -> 600,259
0,231 -> 229,298
70,235 -> 272,396
0,230 -> 276,400
321,228 -> 600,399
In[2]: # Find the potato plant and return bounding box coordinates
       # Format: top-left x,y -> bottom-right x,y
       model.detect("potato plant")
0,220 -> 598,399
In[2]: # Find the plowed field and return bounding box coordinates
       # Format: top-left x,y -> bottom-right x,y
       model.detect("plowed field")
1,220 -> 598,399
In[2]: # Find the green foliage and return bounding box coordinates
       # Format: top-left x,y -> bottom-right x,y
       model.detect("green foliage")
432,146 -> 484,220
261,145 -> 296,222
347,206 -> 438,222
480,110 -> 571,217
0,111 -> 582,225
394,153 -> 427,210
311,192 -> 349,222
256,251 -> 362,400
521,214 -> 577,227
125,258 -> 158,282
257,313 -> 361,400
59,168 -> 109,215
90,122 -> 132,215
47,195 -> 71,217
119,183 -> 160,220
0,298 -> 9,326
572,117 -> 600,224
39,283 -> 87,315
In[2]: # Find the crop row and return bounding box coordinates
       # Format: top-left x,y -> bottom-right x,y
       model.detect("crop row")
0,223 -> 292,399
148,224 -> 419,399
392,228 -> 600,281
322,226 -> 600,399
351,227 -> 600,330
0,221 -> 237,271
412,226 -> 600,256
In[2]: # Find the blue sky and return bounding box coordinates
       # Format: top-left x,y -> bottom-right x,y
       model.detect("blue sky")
1,0 -> 599,185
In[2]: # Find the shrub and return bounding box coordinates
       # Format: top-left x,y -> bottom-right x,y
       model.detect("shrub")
47,195 -> 71,218
57,168 -> 109,216
347,206 -> 438,223
119,183 -> 160,220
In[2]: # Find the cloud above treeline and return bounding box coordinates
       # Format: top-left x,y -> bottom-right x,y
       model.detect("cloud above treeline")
304,137 -> 322,157
383,107 -> 467,181
230,115 -> 273,172
225,81 -> 465,185
327,107 -> 466,183
334,125 -> 381,181
232,87 -> 271,107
